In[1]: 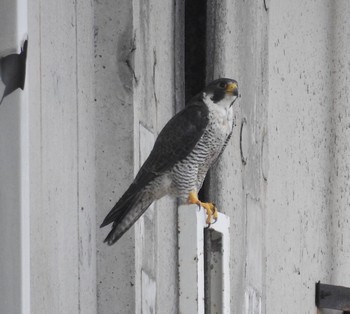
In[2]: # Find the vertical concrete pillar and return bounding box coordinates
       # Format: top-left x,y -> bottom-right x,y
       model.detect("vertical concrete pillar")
329,0 -> 350,285
96,0 -> 178,312
76,1 -> 97,312
95,1 -> 136,313
267,0 -> 340,312
132,0 -> 178,311
206,1 -> 269,313
0,0 -> 28,312
28,0 -> 96,312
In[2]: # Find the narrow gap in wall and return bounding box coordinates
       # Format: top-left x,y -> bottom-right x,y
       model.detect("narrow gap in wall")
184,0 -> 210,205
184,0 -> 207,102
185,1 -> 213,314
204,229 -> 211,314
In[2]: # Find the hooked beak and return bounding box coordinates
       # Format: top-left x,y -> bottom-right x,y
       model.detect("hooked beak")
226,82 -> 239,97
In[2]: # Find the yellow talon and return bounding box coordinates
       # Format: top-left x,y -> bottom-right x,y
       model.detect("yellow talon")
187,191 -> 218,224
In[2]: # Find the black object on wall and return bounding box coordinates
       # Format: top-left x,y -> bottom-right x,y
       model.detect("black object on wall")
315,282 -> 350,312
0,39 -> 28,105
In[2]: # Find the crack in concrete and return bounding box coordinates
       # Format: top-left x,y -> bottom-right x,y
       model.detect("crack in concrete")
263,0 -> 269,11
125,35 -> 138,84
152,48 -> 159,129
152,49 -> 158,106
240,117 -> 248,165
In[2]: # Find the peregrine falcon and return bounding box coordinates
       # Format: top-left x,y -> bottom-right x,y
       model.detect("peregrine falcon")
101,78 -> 239,245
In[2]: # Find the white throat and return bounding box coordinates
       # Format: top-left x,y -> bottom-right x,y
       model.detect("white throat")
202,92 -> 235,129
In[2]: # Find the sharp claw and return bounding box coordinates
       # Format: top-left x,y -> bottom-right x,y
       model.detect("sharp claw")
187,191 -> 219,226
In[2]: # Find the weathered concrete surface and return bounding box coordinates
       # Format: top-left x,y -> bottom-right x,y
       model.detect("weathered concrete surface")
30,1 -> 79,311
94,0 -> 136,313
96,0 -> 178,313
1,1 -> 348,313
28,0 -> 96,313
0,1 -> 23,313
133,1 -> 178,313
76,1 -> 97,312
208,1 -> 350,313
206,1 -> 268,313
328,1 -> 350,288
99,0 -> 179,312
267,1 -> 350,313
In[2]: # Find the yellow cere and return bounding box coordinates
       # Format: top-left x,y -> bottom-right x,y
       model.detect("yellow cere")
226,82 -> 238,93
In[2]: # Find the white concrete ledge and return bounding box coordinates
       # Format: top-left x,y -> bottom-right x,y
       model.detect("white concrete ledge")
178,204 -> 231,314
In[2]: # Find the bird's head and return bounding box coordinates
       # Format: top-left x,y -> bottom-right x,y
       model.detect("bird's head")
203,78 -> 239,108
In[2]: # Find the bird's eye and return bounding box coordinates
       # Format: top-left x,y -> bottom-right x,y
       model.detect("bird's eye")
219,82 -> 227,89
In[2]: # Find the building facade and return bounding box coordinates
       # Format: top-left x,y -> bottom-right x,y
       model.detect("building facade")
0,0 -> 350,313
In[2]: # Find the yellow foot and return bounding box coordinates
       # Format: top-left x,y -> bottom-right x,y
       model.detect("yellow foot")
187,191 -> 218,224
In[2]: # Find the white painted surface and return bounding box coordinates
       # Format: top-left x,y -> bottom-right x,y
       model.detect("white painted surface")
245,286 -> 262,314
141,270 -> 156,314
178,204 -> 230,314
178,205 -> 206,314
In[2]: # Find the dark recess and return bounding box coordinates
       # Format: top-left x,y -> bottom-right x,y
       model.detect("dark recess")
185,0 -> 207,102
185,0 -> 211,204
185,2 -> 214,314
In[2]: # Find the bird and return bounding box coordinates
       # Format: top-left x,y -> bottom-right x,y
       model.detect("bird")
0,39 -> 28,105
101,78 -> 239,245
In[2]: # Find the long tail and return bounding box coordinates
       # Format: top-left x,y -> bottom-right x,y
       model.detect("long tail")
100,185 -> 154,245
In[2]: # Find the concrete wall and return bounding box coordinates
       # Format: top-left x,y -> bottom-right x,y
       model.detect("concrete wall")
28,0 -> 96,313
132,1 -> 178,313
205,1 -> 269,313
93,0 -> 176,312
95,0 -> 178,313
94,1 -> 136,313
207,0 -> 350,313
96,1 -> 350,313
0,0 -> 26,312
1,0 -> 350,313
266,1 -> 350,313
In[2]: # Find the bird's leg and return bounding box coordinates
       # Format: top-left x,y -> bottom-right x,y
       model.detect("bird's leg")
187,191 -> 218,224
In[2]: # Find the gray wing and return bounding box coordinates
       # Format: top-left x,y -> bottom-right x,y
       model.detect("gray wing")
100,100 -> 209,231
140,101 -> 209,176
